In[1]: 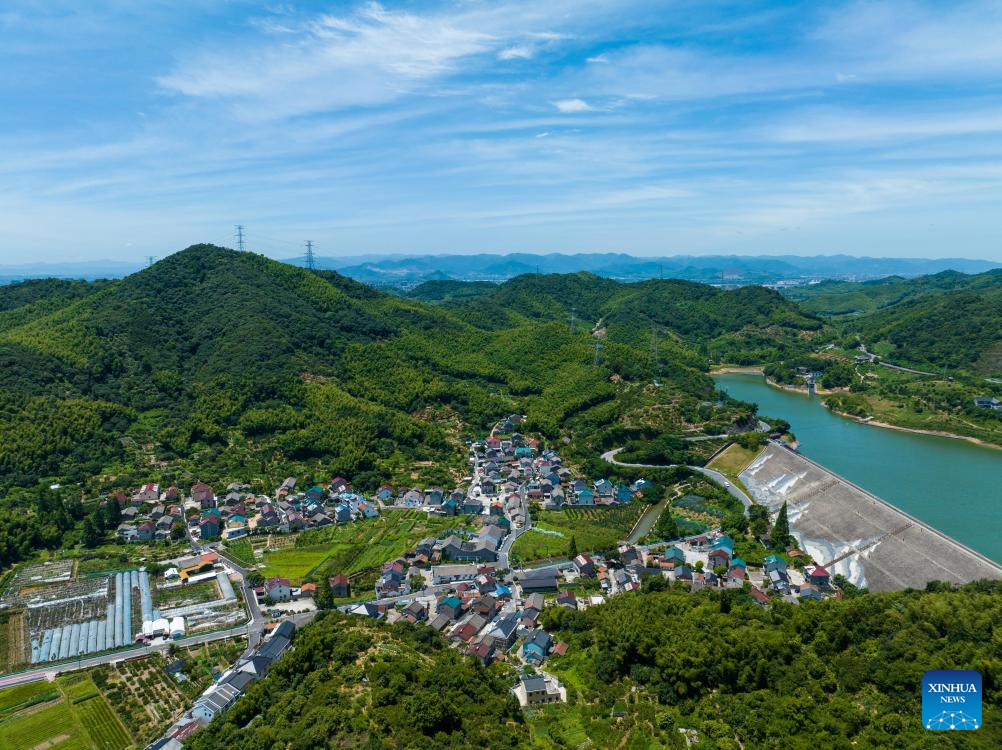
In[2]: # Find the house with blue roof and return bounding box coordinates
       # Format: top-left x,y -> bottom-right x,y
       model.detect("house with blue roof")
522,630 -> 553,663
763,554 -> 787,574
663,546 -> 686,565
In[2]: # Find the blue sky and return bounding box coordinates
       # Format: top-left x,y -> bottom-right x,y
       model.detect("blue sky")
2,0 -> 1002,263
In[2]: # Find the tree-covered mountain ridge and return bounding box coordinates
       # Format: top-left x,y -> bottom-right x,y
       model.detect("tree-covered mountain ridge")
783,269 -> 1002,374
409,271 -> 823,366
0,245 -> 776,504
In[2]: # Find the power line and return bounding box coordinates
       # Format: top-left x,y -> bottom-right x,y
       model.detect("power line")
235,225 -> 246,252
305,240 -> 315,271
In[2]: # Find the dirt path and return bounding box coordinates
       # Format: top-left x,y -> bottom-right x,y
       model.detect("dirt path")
30,734 -> 70,750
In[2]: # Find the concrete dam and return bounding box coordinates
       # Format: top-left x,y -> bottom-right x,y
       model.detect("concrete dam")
740,443 -> 1002,592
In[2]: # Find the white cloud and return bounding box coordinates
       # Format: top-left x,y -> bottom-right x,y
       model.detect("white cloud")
586,53 -> 609,63
499,45 -> 533,60
157,3 -> 496,115
554,98 -> 594,113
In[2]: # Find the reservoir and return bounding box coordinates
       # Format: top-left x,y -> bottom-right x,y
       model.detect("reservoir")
714,372 -> 1002,563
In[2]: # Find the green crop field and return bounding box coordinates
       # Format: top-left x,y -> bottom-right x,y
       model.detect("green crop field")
0,679 -> 56,715
155,579 -> 220,607
261,545 -> 333,584
223,539 -> 256,566
262,511 -> 474,584
0,697 -> 90,750
510,504 -> 646,563
0,674 -> 132,750
73,691 -> 131,750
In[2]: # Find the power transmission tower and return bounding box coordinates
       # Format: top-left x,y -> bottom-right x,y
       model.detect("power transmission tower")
305,240 -> 315,271
569,307 -> 576,334
235,225 -> 246,251
145,255 -> 156,268
594,337 -> 603,366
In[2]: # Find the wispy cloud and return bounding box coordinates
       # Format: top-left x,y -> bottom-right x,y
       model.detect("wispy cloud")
554,98 -> 594,113
499,45 -> 534,61
3,1 -> 1002,261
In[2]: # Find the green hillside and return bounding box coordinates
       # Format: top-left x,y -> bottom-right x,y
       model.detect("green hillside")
416,272 -> 822,364
538,580 -> 1002,748
0,245 -> 757,567
783,267 -> 1002,375
785,268 -> 1002,317
185,611 -> 527,750
849,287 -> 1002,375
0,277 -> 112,333
188,581 -> 1002,749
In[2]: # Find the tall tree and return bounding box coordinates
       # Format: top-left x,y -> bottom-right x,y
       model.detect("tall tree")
748,504 -> 769,538
770,501 -> 790,548
568,535 -> 578,557
104,497 -> 122,529
655,509 -> 679,541
82,513 -> 102,548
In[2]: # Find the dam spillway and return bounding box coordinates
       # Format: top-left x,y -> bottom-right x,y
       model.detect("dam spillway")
740,443 -> 1002,592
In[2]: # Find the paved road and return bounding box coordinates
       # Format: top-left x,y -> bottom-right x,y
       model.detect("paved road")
0,542 -> 268,691
600,448 -> 753,510
215,554 -> 266,650
858,344 -> 939,377
0,624 -> 252,691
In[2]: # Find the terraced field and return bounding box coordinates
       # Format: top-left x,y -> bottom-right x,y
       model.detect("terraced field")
262,511 -> 473,584
0,674 -> 130,750
510,504 -> 647,563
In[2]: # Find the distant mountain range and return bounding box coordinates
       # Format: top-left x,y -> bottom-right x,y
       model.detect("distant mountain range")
294,252 -> 1002,286
1,252 -> 998,286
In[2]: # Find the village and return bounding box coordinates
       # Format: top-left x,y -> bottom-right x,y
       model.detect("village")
2,415 -> 843,749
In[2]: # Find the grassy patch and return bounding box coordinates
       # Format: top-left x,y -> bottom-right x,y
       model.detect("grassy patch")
262,511 -> 474,584
223,539 -> 256,566
707,442 -> 760,476
0,675 -> 129,750
261,545 -> 332,584
0,680 -> 57,716
511,505 -> 646,563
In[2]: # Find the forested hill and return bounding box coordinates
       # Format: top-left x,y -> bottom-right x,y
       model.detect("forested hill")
0,245 -> 750,514
409,272 -> 822,364
536,580 -> 1002,748
186,611 -> 527,750
783,268 -> 1002,317
0,277 -> 112,333
187,582 -> 1002,748
849,285 -> 1002,374
778,268 -> 1002,374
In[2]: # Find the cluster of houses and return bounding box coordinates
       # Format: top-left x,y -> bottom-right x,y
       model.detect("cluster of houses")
469,434 -> 653,511
113,483 -> 187,543
114,476 -> 381,545
150,621 -> 296,750
367,522 -> 512,599
349,563 -> 570,673
616,531 -> 836,603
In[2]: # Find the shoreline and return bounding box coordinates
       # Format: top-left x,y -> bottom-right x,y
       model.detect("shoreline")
710,365 -> 763,374
829,409 -> 1002,452
716,370 -> 1002,452
764,377 -> 847,397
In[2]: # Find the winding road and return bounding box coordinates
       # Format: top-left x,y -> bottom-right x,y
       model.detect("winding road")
600,448 -> 753,510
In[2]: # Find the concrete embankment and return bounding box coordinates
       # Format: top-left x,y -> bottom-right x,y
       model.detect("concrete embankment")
740,443 -> 1002,592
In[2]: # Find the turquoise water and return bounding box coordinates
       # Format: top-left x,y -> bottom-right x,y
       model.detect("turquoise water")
714,373 -> 1002,563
